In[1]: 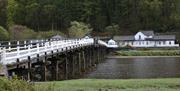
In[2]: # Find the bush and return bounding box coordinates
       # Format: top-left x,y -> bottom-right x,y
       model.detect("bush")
116,50 -> 180,56
105,24 -> 120,36
0,26 -> 9,41
37,31 -> 65,39
9,25 -> 37,40
0,77 -> 34,91
68,21 -> 92,38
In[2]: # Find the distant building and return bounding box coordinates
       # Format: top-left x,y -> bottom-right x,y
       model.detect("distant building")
51,35 -> 65,40
107,39 -> 118,48
113,31 -> 179,47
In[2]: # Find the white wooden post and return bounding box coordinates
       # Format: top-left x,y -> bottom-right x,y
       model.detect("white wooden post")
41,40 -> 43,46
1,47 -> 6,63
45,40 -> 47,52
28,43 -> 31,54
36,40 -> 39,53
8,42 -> 11,52
30,41 -> 32,48
24,41 -> 27,49
17,41 -> 20,56
51,40 -> 53,50
56,40 -> 59,49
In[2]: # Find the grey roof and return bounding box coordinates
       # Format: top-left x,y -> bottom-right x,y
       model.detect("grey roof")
113,36 -> 134,41
113,31 -> 176,41
140,30 -> 154,36
51,35 -> 64,39
154,35 -> 175,40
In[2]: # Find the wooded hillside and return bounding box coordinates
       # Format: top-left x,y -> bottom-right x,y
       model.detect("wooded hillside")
0,0 -> 180,35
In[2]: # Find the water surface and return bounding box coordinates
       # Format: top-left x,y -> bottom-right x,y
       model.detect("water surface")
85,57 -> 180,79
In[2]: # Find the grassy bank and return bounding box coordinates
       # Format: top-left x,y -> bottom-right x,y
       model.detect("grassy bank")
1,77 -> 180,91
34,79 -> 180,91
0,77 -> 34,91
114,50 -> 180,56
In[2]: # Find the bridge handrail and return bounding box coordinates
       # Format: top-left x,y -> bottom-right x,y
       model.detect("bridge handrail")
0,38 -> 94,65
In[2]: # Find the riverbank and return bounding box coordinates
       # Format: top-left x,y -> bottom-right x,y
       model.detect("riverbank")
1,77 -> 180,91
34,79 -> 180,91
113,50 -> 180,56
107,56 -> 180,58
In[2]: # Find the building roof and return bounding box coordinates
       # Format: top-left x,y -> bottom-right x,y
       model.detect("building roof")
140,30 -> 154,36
51,35 -> 65,39
154,35 -> 175,40
113,36 -> 134,41
108,39 -> 116,44
113,31 -> 176,41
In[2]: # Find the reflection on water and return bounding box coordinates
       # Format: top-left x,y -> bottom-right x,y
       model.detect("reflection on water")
85,57 -> 180,79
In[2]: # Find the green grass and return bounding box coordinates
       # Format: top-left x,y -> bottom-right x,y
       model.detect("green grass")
34,78 -> 180,91
0,77 -> 34,91
115,50 -> 180,56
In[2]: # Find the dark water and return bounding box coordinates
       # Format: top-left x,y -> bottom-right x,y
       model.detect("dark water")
85,57 -> 180,79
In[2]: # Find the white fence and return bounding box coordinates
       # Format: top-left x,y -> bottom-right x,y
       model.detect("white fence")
0,38 -> 94,65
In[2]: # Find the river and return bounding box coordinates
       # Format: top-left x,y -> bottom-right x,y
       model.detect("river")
85,57 -> 180,79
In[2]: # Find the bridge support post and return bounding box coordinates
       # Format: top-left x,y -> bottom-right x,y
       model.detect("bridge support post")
74,52 -> 79,78
27,56 -> 31,81
89,47 -> 92,68
43,54 -> 47,81
97,46 -> 100,64
71,53 -> 75,78
55,60 -> 59,81
92,46 -> 96,66
85,48 -> 90,70
65,56 -> 68,79
78,52 -> 82,76
82,51 -> 86,72
100,46 -> 103,61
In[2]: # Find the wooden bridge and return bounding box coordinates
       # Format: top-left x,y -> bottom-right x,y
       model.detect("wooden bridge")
0,37 -> 108,81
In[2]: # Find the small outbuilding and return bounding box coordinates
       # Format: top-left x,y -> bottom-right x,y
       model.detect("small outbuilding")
108,39 -> 116,45
84,36 -> 91,39
51,35 -> 65,40
107,39 -> 118,48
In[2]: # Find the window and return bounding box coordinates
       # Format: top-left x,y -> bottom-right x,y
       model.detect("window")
122,42 -> 125,45
146,41 -> 148,45
159,41 -> 161,45
163,41 -> 166,45
139,35 -> 141,40
169,41 -> 171,45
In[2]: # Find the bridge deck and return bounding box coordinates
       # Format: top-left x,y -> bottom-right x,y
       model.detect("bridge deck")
0,37 -> 112,65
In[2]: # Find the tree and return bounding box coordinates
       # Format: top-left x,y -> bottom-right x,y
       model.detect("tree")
9,25 -> 36,40
4,0 -> 180,35
0,26 -> 9,41
0,0 -> 7,28
105,24 -> 120,36
68,21 -> 92,38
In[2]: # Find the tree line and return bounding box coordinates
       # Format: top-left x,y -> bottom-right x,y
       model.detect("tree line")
0,0 -> 180,35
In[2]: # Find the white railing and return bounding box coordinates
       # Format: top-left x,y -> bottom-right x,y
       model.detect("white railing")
0,38 -> 94,65
98,40 -> 108,47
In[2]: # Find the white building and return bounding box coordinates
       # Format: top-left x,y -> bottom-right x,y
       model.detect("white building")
113,31 -> 179,48
107,39 -> 118,48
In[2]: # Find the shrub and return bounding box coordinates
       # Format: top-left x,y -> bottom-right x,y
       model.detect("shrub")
105,24 -> 120,36
0,26 -> 9,41
9,25 -> 37,40
37,31 -> 65,39
116,50 -> 180,56
68,21 -> 92,38
0,77 -> 34,91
